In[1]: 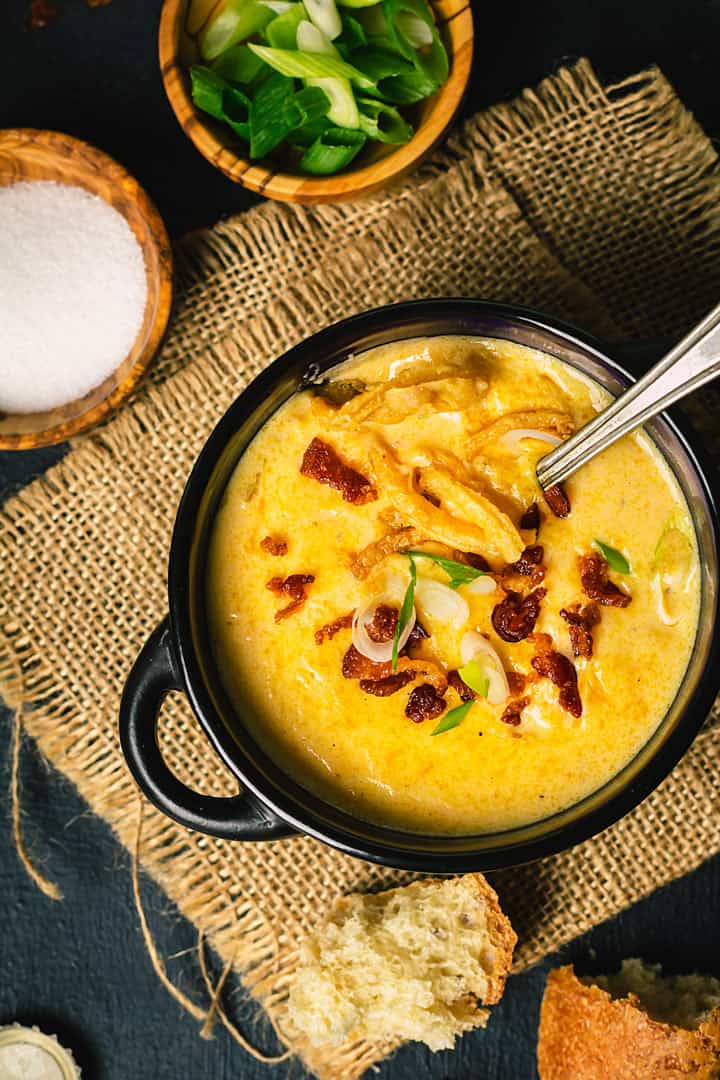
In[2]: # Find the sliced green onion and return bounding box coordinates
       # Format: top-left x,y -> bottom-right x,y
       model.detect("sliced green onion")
357,95 -> 412,142
287,115 -> 331,146
395,8 -> 432,46
458,660 -> 490,698
337,0 -> 382,7
191,66 -> 252,138
304,0 -> 343,39
593,539 -> 631,575
350,44 -> 414,82
354,4 -> 388,33
300,124 -> 366,171
336,13 -> 367,50
200,0 -> 274,60
404,550 -> 487,590
212,44 -> 267,85
259,0 -> 294,11
296,17 -> 340,52
249,71 -> 295,156
382,0 -> 448,85
308,77 -> 359,126
392,556 -> 417,671
379,65 -> 438,103
249,72 -> 330,157
431,700 -> 473,736
248,42 -> 376,89
190,65 -> 229,120
264,2 -> 307,47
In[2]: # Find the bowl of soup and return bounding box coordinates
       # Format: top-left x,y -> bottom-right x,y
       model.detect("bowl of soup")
119,300 -> 720,871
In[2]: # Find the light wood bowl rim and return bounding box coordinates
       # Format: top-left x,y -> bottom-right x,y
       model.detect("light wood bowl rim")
159,0 -> 474,204
0,127 -> 173,451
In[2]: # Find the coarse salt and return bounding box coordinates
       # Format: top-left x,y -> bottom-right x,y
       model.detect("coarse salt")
0,180 -> 147,414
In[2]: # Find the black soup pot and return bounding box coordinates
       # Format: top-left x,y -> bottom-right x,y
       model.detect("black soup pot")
119,300 -> 720,873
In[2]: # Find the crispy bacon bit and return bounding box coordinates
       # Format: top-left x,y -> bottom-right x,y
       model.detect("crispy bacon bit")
560,602 -> 601,658
532,650 -> 582,718
579,552 -> 631,607
500,697 -> 528,726
360,672 -> 415,697
365,604 -> 398,644
314,611 -> 354,645
405,684 -> 447,724
520,503 -> 541,531
492,588 -> 546,643
544,483 -> 571,518
406,619 -> 429,648
300,437 -> 377,505
260,535 -> 288,557
454,550 -> 492,572
266,573 -> 315,621
507,671 -> 527,695
341,645 -> 447,693
504,544 -> 546,587
448,669 -> 475,702
530,631 -> 553,655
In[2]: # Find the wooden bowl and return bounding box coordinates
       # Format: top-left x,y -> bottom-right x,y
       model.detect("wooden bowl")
159,0 -> 474,203
0,129 -> 173,451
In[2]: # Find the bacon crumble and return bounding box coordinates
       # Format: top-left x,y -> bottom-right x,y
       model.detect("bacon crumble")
520,502 -> 541,531
300,437 -> 377,505
544,483 -> 571,518
454,550 -> 492,572
492,587 -> 547,643
314,611 -> 354,645
260,535 -> 288,557
504,544 -> 546,587
365,604 -> 398,644
360,672 -> 415,697
560,602 -> 601,658
579,552 -> 632,607
506,671 -> 528,695
405,684 -> 447,724
531,650 -> 582,718
448,669 -> 475,703
266,573 -> 315,621
500,697 -> 529,726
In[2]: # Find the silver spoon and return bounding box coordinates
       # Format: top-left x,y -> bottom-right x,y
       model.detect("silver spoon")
536,301 -> 720,492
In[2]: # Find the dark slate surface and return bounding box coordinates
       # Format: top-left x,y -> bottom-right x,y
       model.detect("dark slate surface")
2,2 -> 720,1077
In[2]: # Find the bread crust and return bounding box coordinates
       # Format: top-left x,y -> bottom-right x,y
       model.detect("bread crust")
538,965 -> 720,1080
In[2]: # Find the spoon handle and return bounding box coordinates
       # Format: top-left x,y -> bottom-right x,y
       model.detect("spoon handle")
536,300 -> 720,490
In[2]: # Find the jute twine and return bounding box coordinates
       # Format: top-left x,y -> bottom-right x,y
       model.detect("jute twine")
2,59 -> 720,1079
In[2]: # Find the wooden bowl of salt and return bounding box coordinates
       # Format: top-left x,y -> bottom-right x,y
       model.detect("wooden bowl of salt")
0,128 -> 173,450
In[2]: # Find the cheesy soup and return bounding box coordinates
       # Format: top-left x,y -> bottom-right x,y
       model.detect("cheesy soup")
207,336 -> 700,834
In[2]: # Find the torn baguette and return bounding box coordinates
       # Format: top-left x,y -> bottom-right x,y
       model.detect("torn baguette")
538,961 -> 720,1080
287,874 -> 516,1052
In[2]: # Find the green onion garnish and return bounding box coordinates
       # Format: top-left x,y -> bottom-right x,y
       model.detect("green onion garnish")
458,660 -> 490,698
211,45 -> 267,86
247,43 -> 376,90
383,0 -> 449,85
200,0 -> 274,61
357,96 -> 413,143
249,74 -> 330,158
300,125 -> 366,173
593,539 -> 631,575
404,550 -> 487,590
431,700 -> 473,736
191,66 -> 252,137
264,2 -> 308,49
392,556 -> 417,672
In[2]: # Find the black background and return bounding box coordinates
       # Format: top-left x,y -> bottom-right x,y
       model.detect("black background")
2,2 -> 720,1077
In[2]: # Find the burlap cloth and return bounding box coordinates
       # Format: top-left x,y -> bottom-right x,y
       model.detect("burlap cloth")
2,58 -> 720,1078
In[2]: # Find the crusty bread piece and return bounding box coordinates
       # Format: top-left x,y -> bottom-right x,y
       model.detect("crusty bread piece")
538,962 -> 720,1080
287,874 -> 516,1052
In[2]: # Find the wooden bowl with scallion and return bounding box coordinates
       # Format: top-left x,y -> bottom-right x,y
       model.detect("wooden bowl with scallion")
159,0 -> 473,203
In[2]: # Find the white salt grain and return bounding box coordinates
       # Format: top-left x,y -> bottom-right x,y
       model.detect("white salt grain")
0,180 -> 147,413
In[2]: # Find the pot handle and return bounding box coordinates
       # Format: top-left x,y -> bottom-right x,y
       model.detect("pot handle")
119,617 -> 293,841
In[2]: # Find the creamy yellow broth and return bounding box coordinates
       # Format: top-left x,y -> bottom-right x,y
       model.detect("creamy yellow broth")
207,337 -> 700,834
